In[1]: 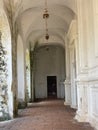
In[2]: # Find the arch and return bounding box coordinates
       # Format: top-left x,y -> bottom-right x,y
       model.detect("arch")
16,4 -> 76,43
26,29 -> 65,48
24,15 -> 68,40
17,3 -> 76,18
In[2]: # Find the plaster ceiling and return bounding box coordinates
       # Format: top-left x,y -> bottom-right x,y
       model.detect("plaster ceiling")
4,0 -> 77,47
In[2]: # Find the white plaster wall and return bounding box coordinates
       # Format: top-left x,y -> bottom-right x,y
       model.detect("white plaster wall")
84,0 -> 98,129
75,1 -> 98,130
34,45 -> 65,99
17,35 -> 25,102
87,1 -> 98,127
75,0 -> 92,123
93,0 -> 98,57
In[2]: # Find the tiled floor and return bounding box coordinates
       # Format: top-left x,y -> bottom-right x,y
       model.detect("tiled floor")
0,99 -> 94,130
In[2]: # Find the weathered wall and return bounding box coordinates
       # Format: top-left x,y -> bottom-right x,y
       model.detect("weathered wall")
0,3 -> 13,119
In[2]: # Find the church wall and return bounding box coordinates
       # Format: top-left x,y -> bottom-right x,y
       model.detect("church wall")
87,0 -> 98,127
34,45 -> 65,99
75,0 -> 98,129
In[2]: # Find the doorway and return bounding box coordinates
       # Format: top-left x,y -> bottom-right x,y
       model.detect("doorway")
47,76 -> 57,98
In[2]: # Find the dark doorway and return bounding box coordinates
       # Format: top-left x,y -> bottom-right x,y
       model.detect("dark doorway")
47,76 -> 57,98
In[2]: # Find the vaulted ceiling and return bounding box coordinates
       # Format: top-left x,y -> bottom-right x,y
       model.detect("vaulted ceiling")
4,0 -> 77,48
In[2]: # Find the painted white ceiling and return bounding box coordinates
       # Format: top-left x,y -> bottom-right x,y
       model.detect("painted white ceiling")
4,0 -> 77,47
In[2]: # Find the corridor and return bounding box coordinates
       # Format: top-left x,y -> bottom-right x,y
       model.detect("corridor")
0,100 -> 94,130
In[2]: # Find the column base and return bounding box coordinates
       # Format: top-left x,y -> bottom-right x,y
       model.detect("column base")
0,112 -> 11,121
71,104 -> 77,109
89,117 -> 98,130
64,102 -> 70,106
75,110 -> 89,122
18,99 -> 27,109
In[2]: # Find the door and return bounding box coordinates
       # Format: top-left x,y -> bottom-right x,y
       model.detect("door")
47,76 -> 57,98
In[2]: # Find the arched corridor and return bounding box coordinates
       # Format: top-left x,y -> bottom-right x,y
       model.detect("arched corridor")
0,0 -> 98,129
0,99 -> 94,130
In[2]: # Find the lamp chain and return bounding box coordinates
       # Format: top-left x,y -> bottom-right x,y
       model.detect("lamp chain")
43,0 -> 49,40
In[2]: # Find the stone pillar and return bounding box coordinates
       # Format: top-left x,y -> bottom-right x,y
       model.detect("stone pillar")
93,0 -> 98,57
64,37 -> 71,106
77,0 -> 88,70
64,20 -> 78,108
74,35 -> 80,76
69,43 -> 77,109
17,36 -> 27,109
75,81 -> 88,122
75,0 -> 90,122
30,49 -> 35,102
11,23 -> 18,117
23,46 -> 28,106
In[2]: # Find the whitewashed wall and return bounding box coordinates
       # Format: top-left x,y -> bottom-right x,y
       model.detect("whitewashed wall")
88,1 -> 98,126
75,0 -> 98,130
34,45 -> 65,99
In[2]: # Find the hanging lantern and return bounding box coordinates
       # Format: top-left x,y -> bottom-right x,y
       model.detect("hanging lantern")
43,0 -> 49,40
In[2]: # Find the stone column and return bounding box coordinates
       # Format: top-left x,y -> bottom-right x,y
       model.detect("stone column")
30,49 -> 35,102
75,0 -> 90,122
74,34 -> 80,76
69,43 -> 77,109
11,23 -> 18,117
77,0 -> 88,70
64,37 -> 71,106
64,20 -> 78,108
93,0 -> 98,57
24,46 -> 28,106
17,36 -> 27,109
